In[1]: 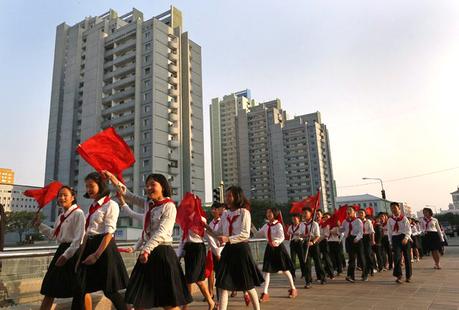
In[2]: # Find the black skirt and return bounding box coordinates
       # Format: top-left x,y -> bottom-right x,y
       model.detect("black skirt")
411,235 -> 422,250
262,243 -> 295,276
212,252 -> 220,273
125,244 -> 192,308
76,234 -> 129,293
216,242 -> 264,291
424,231 -> 442,252
184,242 -> 207,283
41,243 -> 78,298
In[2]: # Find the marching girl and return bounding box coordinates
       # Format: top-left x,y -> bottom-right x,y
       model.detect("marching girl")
302,207 -> 326,288
105,171 -> 192,310
420,207 -> 444,269
287,213 -> 306,278
206,202 -> 225,303
34,186 -> 85,310
316,209 -> 335,279
373,215 -> 385,272
323,213 -> 343,276
357,210 -> 376,276
387,202 -> 412,283
72,172 -> 129,310
205,186 -> 263,310
409,218 -> 421,262
252,208 -> 297,302
381,213 -> 393,270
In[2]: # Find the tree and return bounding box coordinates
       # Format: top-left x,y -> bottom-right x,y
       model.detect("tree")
5,211 -> 45,244
249,199 -> 291,228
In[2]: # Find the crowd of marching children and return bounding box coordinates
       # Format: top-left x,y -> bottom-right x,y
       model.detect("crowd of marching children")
28,172 -> 448,310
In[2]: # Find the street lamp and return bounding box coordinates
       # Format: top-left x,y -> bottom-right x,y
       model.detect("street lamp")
362,177 -> 387,213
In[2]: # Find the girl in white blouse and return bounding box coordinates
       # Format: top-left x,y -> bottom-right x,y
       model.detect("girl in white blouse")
205,186 -> 263,310
252,208 -> 297,302
72,172 -> 129,310
420,207 -> 444,269
105,171 -> 192,310
34,186 -> 85,310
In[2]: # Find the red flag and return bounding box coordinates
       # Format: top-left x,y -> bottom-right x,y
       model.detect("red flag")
204,249 -> 213,279
290,190 -> 321,214
365,207 -> 374,217
24,181 -> 63,211
325,212 -> 339,229
335,205 -> 349,224
76,127 -> 135,181
176,192 -> 205,240
117,248 -> 132,253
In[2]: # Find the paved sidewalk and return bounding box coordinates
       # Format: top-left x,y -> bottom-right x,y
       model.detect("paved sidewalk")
188,241 -> 459,310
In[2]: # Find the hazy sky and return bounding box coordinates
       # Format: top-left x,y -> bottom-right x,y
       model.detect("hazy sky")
1,0 -> 458,212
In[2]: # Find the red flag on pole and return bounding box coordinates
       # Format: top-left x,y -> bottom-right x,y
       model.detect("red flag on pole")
76,127 -> 135,182
176,192 -> 205,240
290,190 -> 321,214
365,207 -> 374,217
24,181 -> 63,212
335,205 -> 349,224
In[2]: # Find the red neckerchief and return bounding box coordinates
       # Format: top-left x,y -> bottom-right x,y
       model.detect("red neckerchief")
304,220 -> 313,235
392,215 -> 404,233
267,221 -> 279,245
424,217 -> 432,229
346,217 -> 356,237
211,218 -> 221,230
361,218 -> 367,234
319,219 -> 328,229
227,214 -> 240,236
143,198 -> 173,239
85,196 -> 111,230
54,205 -> 80,237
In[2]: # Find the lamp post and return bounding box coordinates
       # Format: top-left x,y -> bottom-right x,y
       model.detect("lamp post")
362,177 -> 387,213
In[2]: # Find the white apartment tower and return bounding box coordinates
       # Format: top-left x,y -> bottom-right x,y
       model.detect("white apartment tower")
210,91 -> 336,210
44,7 -> 204,224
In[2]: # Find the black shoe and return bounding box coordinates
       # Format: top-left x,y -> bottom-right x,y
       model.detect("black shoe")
362,277 -> 369,282
405,278 -> 411,283
395,277 -> 403,284
304,282 -> 312,289
345,276 -> 355,283
320,278 -> 327,285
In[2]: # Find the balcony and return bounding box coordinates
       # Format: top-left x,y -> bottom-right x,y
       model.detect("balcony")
168,76 -> 178,85
169,52 -> 178,62
102,88 -> 135,104
168,100 -> 179,109
168,140 -> 179,148
103,75 -> 135,92
101,113 -> 134,128
105,39 -> 136,57
169,126 -> 179,135
117,126 -> 135,136
169,166 -> 179,175
104,64 -> 135,80
102,100 -> 135,116
168,39 -> 178,50
169,112 -> 178,122
168,88 -> 179,97
168,63 -> 178,73
169,152 -> 179,161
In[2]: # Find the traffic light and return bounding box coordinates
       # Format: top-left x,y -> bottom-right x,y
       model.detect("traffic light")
213,188 -> 220,203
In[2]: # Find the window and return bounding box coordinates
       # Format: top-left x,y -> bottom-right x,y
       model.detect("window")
144,105 -> 150,113
145,55 -> 151,63
144,67 -> 151,75
145,43 -> 151,51
143,159 -> 149,167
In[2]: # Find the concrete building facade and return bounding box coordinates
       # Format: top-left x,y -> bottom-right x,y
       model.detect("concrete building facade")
44,7 -> 204,226
210,91 -> 336,210
0,183 -> 40,213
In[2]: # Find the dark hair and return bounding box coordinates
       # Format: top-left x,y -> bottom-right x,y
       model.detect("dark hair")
225,186 -> 249,209
291,213 -> 301,218
266,207 -> 280,219
145,174 -> 172,198
84,172 -> 110,199
423,207 -> 433,217
302,206 -> 312,213
58,185 -> 77,205
316,209 -> 323,214
390,202 -> 400,208
346,206 -> 355,212
323,212 -> 331,217
211,202 -> 223,209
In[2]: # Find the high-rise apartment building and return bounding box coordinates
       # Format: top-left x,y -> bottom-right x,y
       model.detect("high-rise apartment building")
210,91 -> 336,210
44,6 -> 204,225
0,168 -> 14,185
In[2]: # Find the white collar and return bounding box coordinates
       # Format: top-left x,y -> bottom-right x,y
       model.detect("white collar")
63,204 -> 78,216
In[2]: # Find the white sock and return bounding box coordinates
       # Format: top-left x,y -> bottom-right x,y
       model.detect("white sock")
263,272 -> 271,294
247,288 -> 260,310
283,271 -> 296,289
220,289 -> 229,310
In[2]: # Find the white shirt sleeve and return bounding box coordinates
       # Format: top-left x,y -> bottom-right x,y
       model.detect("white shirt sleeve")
434,219 -> 444,242
38,223 -> 55,240
403,218 -> 411,240
62,211 -> 85,258
252,223 -> 267,239
104,200 -> 119,234
121,203 -> 144,222
388,219 -> 393,245
355,219 -> 363,242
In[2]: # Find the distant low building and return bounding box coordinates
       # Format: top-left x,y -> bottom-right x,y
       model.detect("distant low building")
0,183 -> 40,212
451,187 -> 459,209
335,194 -> 390,215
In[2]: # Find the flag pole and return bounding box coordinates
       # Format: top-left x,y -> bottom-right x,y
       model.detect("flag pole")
304,187 -> 321,264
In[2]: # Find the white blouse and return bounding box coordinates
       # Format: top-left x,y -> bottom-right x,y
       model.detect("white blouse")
420,217 -> 444,241
318,221 -> 330,241
85,196 -> 119,236
303,220 -> 320,238
362,219 -> 375,235
252,220 -> 285,247
39,204 -> 85,259
207,218 -> 224,256
216,208 -> 251,244
340,218 -> 363,241
287,223 -> 305,241
387,215 -> 411,242
328,226 -> 341,242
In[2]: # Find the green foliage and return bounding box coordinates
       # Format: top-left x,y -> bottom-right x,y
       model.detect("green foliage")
250,199 -> 291,228
5,211 -> 45,243
436,213 -> 459,226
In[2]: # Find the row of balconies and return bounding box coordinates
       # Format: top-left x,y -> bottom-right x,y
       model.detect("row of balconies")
102,87 -> 135,104
102,100 -> 135,116
104,64 -> 136,80
105,39 -> 136,57
103,75 -> 135,92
